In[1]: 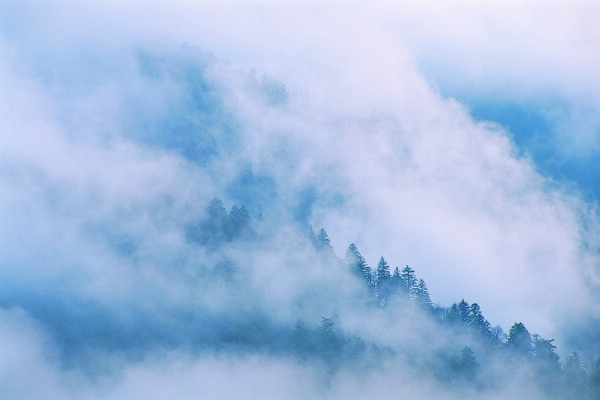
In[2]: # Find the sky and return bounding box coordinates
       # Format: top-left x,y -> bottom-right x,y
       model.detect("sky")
1,1 -> 600,398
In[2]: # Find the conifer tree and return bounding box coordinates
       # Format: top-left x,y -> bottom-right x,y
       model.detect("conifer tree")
469,303 -> 492,340
415,279 -> 432,309
446,303 -> 461,324
376,256 -> 391,305
532,335 -> 560,371
226,204 -> 250,240
457,299 -> 471,324
345,243 -> 372,285
507,322 -> 533,358
400,266 -> 418,296
316,228 -> 333,251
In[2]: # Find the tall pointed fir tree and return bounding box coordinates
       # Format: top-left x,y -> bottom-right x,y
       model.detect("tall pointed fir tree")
345,243 -> 372,286
376,256 -> 391,306
507,322 -> 533,359
400,265 -> 418,297
457,299 -> 471,325
391,266 -> 402,292
316,228 -> 333,252
415,279 -> 432,310
469,303 -> 492,341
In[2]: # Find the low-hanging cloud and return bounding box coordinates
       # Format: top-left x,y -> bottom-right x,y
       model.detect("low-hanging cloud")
1,1 -> 600,398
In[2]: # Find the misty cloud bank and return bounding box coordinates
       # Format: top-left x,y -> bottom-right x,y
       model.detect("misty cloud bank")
1,1 -> 600,399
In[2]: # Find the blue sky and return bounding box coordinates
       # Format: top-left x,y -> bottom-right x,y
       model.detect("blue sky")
1,1 -> 600,398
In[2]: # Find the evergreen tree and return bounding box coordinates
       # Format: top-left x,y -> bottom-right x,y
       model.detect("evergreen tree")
458,346 -> 479,380
316,228 -> 333,252
213,258 -> 237,281
469,303 -> 492,340
415,279 -> 432,309
226,204 -> 250,240
318,317 -> 343,363
388,266 -> 400,294
564,352 -> 589,398
507,322 -> 532,358
532,335 -> 560,371
457,299 -> 471,324
187,197 -> 229,246
375,256 -> 391,305
491,325 -> 506,343
344,243 -> 372,285
446,303 -> 461,325
400,265 -> 418,296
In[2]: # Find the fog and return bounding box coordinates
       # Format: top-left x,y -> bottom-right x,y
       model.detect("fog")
1,1 -> 600,398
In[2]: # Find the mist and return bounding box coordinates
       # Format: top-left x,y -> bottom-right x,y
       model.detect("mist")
1,1 -> 600,399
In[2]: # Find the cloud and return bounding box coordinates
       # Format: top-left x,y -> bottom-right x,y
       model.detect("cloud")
1,0 -> 600,398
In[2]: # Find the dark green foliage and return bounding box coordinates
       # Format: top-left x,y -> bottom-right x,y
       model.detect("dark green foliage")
563,352 -> 592,399
226,204 -> 250,240
186,197 -> 254,248
291,317 -> 370,369
316,228 -> 333,252
181,206 -> 600,398
446,303 -> 462,325
451,346 -> 479,381
375,257 -> 391,306
415,279 -> 432,310
457,299 -> 471,324
400,265 -> 418,296
507,322 -> 532,358
469,303 -> 493,341
318,317 -> 344,361
345,243 -> 372,285
532,335 -> 559,370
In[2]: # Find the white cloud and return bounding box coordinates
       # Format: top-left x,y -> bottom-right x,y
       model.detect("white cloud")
1,0 -> 600,396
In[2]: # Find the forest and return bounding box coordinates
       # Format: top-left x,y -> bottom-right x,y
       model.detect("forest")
176,197 -> 600,399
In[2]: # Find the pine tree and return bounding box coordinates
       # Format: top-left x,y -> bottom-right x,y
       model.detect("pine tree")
376,256 -> 391,306
469,303 -> 492,340
415,279 -> 432,309
316,228 -> 333,252
446,303 -> 460,324
457,299 -> 471,324
390,266 -> 402,294
532,335 -> 560,371
507,322 -> 532,358
187,197 -> 229,246
458,346 -> 479,380
344,243 -> 372,285
226,204 -> 250,240
400,265 -> 417,296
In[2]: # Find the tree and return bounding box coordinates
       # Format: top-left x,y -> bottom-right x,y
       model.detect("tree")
186,197 -> 229,246
446,303 -> 461,325
532,335 -> 560,374
458,346 -> 479,380
344,243 -> 372,285
316,228 -> 333,252
318,317 -> 343,363
564,352 -> 590,398
491,325 -> 506,343
415,279 -> 432,309
226,204 -> 250,240
507,322 -> 532,358
400,265 -> 417,296
457,299 -> 471,324
375,256 -> 391,305
213,258 -> 236,281
469,303 -> 492,340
